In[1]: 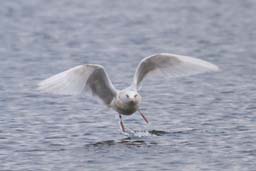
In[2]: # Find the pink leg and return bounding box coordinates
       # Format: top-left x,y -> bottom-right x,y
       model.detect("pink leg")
138,110 -> 149,124
119,114 -> 125,132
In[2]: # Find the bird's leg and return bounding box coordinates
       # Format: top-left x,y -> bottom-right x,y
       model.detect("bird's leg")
138,110 -> 149,124
119,113 -> 125,132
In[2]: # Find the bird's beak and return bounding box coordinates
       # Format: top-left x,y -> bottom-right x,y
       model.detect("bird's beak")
129,100 -> 135,104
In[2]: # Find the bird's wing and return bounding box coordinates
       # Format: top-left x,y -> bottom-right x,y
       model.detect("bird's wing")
132,53 -> 219,90
38,64 -> 117,106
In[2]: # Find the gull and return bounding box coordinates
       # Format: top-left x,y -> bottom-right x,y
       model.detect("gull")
38,53 -> 219,132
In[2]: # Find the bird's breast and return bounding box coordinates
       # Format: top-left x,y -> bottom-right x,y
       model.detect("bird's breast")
112,99 -> 139,115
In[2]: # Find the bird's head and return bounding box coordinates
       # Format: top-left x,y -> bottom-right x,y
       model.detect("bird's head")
119,90 -> 141,105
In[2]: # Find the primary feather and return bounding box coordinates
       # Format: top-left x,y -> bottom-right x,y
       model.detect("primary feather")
132,53 -> 219,90
38,64 -> 116,105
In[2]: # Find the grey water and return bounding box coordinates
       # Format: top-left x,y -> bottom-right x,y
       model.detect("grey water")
1,0 -> 256,170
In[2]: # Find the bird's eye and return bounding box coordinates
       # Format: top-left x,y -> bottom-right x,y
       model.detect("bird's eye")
126,94 -> 129,98
134,94 -> 137,98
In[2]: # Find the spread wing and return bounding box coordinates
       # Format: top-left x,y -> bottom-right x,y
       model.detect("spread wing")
132,53 -> 219,90
38,64 -> 117,106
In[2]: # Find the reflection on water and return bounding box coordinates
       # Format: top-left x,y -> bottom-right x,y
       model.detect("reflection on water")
88,139 -> 148,148
86,128 -> 196,149
85,130 -> 168,148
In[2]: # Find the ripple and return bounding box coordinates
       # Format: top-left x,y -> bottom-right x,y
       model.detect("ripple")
1,0 -> 256,170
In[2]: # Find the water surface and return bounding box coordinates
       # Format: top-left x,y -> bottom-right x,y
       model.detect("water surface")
1,0 -> 256,170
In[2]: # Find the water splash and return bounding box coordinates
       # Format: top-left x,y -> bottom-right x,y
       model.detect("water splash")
122,129 -> 169,138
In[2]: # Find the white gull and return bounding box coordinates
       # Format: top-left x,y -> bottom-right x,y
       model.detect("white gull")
38,53 -> 219,132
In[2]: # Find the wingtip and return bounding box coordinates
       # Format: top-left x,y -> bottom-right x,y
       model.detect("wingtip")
37,81 -> 47,92
37,78 -> 56,93
161,53 -> 221,72
210,64 -> 220,72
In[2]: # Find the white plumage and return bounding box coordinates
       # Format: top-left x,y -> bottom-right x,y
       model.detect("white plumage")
38,53 -> 219,132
